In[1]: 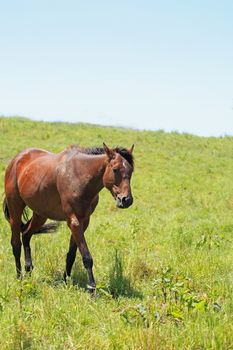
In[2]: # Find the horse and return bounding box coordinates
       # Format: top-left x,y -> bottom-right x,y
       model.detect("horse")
3,143 -> 134,291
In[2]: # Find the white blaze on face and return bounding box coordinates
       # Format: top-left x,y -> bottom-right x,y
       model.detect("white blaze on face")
123,160 -> 127,170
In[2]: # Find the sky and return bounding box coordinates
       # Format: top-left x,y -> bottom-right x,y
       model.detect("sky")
0,0 -> 233,136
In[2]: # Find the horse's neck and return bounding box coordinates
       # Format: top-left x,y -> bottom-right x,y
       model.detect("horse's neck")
77,154 -> 107,198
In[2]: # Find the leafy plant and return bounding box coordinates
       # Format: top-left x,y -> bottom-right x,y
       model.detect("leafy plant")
152,267 -> 219,322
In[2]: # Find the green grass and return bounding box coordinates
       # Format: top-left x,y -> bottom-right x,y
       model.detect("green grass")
0,116 -> 233,349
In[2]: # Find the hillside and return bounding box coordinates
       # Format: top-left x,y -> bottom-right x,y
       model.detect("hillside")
0,117 -> 233,349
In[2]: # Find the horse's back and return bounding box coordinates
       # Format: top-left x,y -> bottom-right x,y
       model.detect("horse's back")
5,148 -> 53,193
5,148 -> 67,220
15,148 -> 57,197
16,148 -> 54,177
5,148 -> 52,185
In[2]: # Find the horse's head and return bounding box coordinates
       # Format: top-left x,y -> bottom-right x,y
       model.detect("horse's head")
102,143 -> 134,209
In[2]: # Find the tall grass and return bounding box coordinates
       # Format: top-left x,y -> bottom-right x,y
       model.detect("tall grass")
0,117 -> 232,349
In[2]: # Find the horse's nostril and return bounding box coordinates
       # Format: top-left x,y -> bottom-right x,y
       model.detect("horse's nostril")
116,195 -> 133,208
122,196 -> 127,204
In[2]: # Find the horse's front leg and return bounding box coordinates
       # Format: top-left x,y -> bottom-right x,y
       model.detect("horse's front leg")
67,215 -> 95,291
64,218 -> 90,281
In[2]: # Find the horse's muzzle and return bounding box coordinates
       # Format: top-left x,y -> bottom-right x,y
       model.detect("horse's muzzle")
116,195 -> 133,209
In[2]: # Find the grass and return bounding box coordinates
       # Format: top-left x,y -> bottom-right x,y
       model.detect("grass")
0,116 -> 233,349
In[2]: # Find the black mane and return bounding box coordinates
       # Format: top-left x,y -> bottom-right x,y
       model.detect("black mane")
72,146 -> 134,169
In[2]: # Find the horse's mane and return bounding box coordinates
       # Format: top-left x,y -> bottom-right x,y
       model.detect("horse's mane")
69,145 -> 134,169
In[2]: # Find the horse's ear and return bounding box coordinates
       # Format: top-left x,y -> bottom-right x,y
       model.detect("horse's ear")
128,144 -> 134,154
103,142 -> 114,159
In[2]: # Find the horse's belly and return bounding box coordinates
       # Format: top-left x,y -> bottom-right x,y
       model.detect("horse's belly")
28,201 -> 66,221
20,187 -> 66,221
23,195 -> 64,220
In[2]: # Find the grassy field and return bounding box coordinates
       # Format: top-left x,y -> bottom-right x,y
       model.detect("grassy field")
0,116 -> 232,349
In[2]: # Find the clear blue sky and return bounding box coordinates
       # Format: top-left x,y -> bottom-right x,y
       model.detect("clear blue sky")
0,1 -> 233,136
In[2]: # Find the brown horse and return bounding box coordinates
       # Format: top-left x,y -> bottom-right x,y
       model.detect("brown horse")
3,143 -> 134,290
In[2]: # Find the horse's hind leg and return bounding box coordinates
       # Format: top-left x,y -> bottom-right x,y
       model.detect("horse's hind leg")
7,200 -> 25,278
11,222 -> 23,278
63,235 -> 77,281
22,212 -> 46,273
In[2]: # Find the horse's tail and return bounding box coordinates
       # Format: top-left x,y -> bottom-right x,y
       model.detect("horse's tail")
3,197 -> 59,234
3,197 -> 10,223
32,222 -> 60,235
3,197 -> 30,225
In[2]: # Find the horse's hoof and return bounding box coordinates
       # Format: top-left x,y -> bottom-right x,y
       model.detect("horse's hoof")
63,272 -> 68,283
87,284 -> 96,294
16,273 -> 22,280
25,265 -> 34,274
